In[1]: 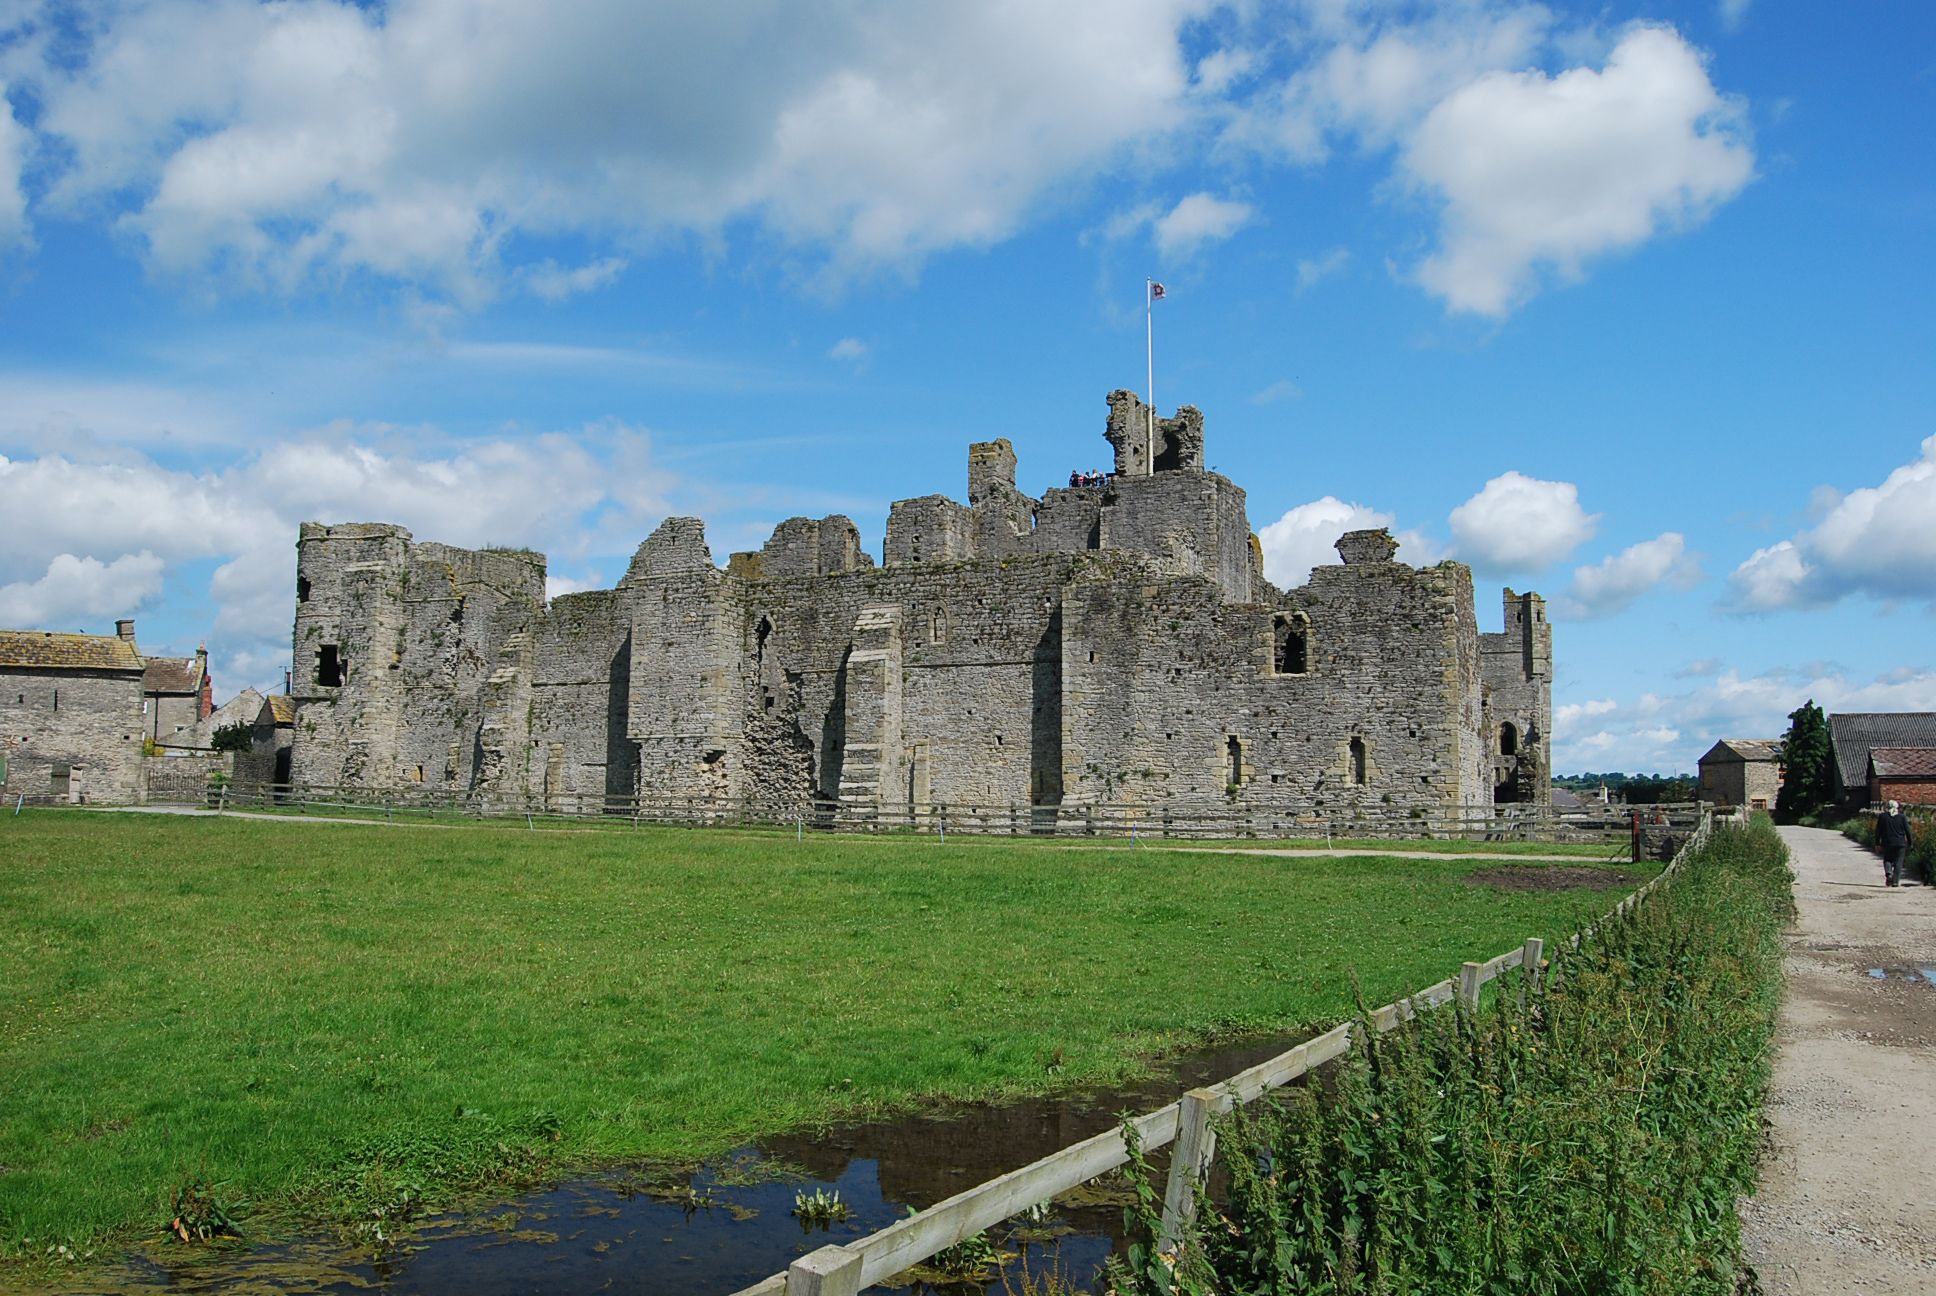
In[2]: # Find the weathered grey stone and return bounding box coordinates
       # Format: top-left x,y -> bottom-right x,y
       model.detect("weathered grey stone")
284,392 -> 1552,819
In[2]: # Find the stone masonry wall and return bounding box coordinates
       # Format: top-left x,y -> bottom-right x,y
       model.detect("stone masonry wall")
0,668 -> 145,803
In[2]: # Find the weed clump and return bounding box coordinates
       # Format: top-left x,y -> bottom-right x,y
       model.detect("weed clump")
1112,818 -> 1794,1296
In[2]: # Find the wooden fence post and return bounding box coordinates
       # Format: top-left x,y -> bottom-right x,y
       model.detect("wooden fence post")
1458,961 -> 1483,1009
1159,1087 -> 1219,1249
786,1245 -> 862,1296
1519,937 -> 1544,1005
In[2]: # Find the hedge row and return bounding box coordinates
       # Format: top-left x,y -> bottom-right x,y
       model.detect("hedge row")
1114,818 -> 1794,1296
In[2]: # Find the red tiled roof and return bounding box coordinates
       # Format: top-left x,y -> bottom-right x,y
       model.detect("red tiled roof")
1870,747 -> 1936,779
0,630 -> 144,672
142,656 -> 205,694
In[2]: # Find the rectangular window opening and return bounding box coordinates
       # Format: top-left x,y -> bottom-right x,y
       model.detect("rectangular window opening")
316,644 -> 344,687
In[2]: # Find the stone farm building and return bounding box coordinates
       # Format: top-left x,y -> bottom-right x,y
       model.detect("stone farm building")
1696,739 -> 1783,811
1830,712 -> 1936,810
284,392 -> 1552,824
0,623 -> 148,803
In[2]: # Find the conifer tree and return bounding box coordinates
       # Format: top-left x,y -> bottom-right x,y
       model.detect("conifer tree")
1775,699 -> 1832,822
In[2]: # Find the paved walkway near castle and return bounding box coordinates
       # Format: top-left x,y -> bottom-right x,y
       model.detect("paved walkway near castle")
1741,825 -> 1936,1293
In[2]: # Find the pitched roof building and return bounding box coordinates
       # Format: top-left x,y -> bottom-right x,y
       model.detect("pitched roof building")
1867,746 -> 1936,808
0,622 -> 148,803
1696,738 -> 1784,811
1829,712 -> 1936,808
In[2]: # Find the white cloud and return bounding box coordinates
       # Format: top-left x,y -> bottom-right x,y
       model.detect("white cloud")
1249,379 -> 1300,405
1447,471 -> 1598,573
827,337 -> 869,366
523,257 -> 627,302
1554,697 -> 1617,728
1152,192 -> 1255,256
1725,437 -> 1936,610
0,82 -> 27,250
0,552 -> 166,627
1560,531 -> 1703,618
1257,496 -> 1437,587
1295,245 -> 1349,291
22,0 -> 1206,294
1718,1 -> 1753,33
0,425 -> 679,688
1404,26 -> 1754,316
1552,663 -> 1936,773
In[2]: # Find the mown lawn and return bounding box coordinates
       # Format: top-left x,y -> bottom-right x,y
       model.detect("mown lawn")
0,809 -> 1652,1262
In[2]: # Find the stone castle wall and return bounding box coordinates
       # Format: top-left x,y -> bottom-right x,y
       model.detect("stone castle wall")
282,393 -> 1552,819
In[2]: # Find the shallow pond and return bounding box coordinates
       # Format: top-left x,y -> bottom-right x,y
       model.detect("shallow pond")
57,1031 -> 1316,1295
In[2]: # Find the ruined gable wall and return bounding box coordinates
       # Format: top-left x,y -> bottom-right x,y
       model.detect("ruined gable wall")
713,553 -> 1082,813
1479,588 -> 1553,806
1059,543 -> 1486,814
288,524 -> 543,791
522,589 -> 636,811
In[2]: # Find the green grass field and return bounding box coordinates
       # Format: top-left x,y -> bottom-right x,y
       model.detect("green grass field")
0,809 -> 1652,1264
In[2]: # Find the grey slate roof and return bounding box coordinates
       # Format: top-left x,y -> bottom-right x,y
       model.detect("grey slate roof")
1830,713 -> 1936,793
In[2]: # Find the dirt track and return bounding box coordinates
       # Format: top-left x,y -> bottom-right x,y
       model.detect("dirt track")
1741,826 -> 1936,1293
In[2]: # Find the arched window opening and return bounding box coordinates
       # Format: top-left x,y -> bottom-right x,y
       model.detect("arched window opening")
755,615 -> 773,664
931,607 -> 947,644
1227,736 -> 1243,787
1272,613 -> 1309,675
1500,722 -> 1518,757
1349,737 -> 1367,786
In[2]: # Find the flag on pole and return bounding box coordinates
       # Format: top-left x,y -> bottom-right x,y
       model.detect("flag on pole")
1150,282 -> 1166,300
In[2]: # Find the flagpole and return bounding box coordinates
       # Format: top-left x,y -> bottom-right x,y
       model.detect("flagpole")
1145,278 -> 1155,475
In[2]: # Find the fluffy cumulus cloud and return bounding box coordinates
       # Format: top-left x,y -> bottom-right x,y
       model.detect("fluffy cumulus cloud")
1560,531 -> 1702,619
1726,437 -> 1936,610
1447,471 -> 1598,573
14,0 -> 1205,294
1553,663 -> 1936,774
0,427 -> 675,687
1257,496 -> 1437,587
0,3 -> 1751,313
0,552 -> 165,625
1403,26 -> 1754,316
1152,192 -> 1255,256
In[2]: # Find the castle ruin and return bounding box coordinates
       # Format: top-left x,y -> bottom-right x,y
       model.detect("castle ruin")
284,391 -> 1550,821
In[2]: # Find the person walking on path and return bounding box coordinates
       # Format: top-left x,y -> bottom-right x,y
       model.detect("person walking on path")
1876,799 -> 1913,886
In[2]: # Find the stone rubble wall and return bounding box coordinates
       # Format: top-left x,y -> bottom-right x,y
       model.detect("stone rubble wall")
284,395 -> 1551,821
0,668 -> 146,803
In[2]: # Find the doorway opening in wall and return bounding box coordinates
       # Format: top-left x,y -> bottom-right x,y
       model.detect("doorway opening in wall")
1500,722 -> 1518,756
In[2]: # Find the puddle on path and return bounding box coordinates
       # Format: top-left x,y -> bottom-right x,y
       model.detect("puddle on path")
56,1032 -> 1318,1295
1864,967 -> 1936,986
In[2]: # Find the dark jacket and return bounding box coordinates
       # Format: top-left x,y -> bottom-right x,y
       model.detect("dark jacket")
1878,811 -> 1912,855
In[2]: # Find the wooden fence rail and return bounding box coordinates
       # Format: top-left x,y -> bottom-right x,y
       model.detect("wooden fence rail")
211,780 -> 1696,846
730,810 -> 1714,1296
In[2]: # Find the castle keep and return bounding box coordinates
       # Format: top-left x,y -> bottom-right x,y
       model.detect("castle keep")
285,392 -> 1550,821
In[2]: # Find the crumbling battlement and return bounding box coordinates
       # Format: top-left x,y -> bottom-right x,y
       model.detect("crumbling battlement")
284,393 -> 1551,819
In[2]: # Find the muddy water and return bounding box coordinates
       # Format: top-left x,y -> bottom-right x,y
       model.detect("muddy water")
61,1032 -> 1318,1295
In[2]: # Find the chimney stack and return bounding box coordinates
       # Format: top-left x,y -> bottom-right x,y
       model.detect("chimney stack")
115,619 -> 136,641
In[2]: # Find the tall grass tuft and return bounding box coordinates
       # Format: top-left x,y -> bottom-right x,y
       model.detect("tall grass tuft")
1111,818 -> 1794,1296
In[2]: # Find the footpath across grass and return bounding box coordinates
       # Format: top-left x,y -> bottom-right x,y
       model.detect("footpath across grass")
0,809 -> 1651,1267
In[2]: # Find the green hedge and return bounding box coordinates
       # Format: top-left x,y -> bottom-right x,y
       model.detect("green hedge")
1115,819 -> 1794,1296
1840,808 -> 1935,882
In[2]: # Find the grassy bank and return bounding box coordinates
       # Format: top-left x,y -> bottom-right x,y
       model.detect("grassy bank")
1,810 -> 1650,1266
1124,816 -> 1792,1296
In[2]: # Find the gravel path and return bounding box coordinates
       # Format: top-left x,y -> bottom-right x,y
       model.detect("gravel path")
1741,825 -> 1936,1293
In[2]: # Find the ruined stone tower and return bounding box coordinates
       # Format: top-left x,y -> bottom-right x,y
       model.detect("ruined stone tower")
284,392 -> 1551,820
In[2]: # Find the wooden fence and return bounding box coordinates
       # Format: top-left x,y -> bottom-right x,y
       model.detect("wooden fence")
730,810 -> 1716,1296
209,779 -> 1693,846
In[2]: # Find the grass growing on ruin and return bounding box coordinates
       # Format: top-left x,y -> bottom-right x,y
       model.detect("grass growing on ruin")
0,809 -> 1654,1267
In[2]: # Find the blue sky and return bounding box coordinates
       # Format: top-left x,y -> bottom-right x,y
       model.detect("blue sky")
0,0 -> 1930,774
